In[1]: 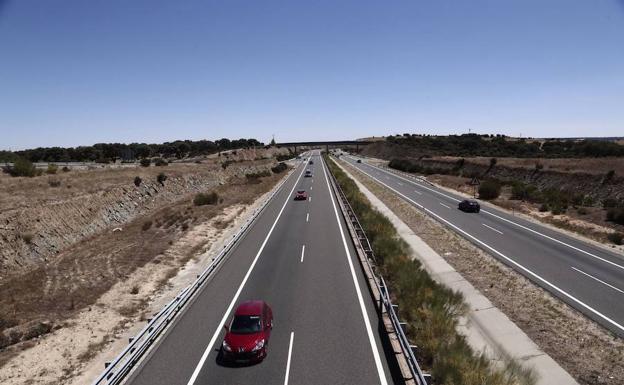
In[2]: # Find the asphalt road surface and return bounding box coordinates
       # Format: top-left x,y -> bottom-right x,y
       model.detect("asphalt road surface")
126,151 -> 399,385
342,154 -> 624,337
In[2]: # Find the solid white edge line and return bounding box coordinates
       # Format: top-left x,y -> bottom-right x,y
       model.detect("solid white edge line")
482,223 -> 503,235
186,164 -> 307,385
348,160 -> 624,333
283,331 -> 294,385
571,267 -> 624,294
321,157 -> 388,385
300,244 -> 305,263
355,157 -> 624,271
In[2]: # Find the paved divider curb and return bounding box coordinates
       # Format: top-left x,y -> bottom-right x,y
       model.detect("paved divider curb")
91,162 -> 300,385
335,159 -> 579,385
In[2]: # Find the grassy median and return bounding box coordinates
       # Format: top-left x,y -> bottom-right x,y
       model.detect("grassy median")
325,155 -> 535,385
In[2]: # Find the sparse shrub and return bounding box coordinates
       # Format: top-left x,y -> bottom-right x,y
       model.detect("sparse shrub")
576,207 -> 588,215
46,164 -> 58,174
194,191 -> 219,206
478,180 -> 501,200
62,166 -> 70,172
156,173 -> 167,185
6,157 -> 38,177
0,332 -> 9,349
221,160 -> 235,170
539,203 -> 549,212
571,194 -> 584,207
181,222 -> 189,231
510,182 -> 540,201
48,178 -> 61,187
542,188 -> 569,212
603,169 -> 615,184
606,208 -> 624,225
607,232 -> 623,245
582,195 -> 595,207
603,198 -> 620,209
142,220 -> 152,231
245,170 -> 271,183
535,162 -> 543,171
271,162 -> 288,174
195,160 -> 202,164
130,285 -> 139,295
275,154 -> 291,162
154,158 -> 168,166
21,232 -> 33,244
22,321 -> 52,340
134,176 -> 142,187
140,158 -> 151,167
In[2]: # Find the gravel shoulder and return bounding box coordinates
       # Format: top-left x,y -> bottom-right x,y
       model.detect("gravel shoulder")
340,159 -> 624,385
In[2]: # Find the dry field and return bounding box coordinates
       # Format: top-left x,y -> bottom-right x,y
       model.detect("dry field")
0,153 -> 287,373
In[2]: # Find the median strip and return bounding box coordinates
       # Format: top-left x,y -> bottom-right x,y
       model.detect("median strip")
326,155 -> 538,385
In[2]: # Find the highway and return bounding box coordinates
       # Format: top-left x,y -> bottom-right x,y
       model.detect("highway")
126,151 -> 399,385
342,154 -> 624,337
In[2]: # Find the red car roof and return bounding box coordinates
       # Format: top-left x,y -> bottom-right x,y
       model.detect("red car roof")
234,300 -> 265,316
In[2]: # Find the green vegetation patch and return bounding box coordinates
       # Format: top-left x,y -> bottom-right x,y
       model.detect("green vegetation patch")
326,155 -> 535,385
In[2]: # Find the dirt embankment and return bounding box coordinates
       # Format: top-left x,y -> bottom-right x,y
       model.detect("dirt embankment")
0,159 -> 271,277
361,141 -> 623,203
0,156 -> 285,360
417,158 -> 623,203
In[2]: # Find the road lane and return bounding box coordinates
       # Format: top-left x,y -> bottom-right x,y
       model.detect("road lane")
343,155 -> 624,336
127,151 -> 397,385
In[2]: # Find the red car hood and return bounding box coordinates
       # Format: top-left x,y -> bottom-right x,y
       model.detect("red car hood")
225,331 -> 265,352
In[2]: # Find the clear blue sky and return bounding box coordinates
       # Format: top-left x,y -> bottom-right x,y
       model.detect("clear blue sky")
1,0 -> 623,150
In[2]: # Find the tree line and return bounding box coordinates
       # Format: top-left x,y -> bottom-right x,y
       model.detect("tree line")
0,138 -> 264,163
385,134 -> 624,158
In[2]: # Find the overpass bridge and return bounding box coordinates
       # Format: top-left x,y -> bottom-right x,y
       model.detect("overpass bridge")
276,140 -> 372,153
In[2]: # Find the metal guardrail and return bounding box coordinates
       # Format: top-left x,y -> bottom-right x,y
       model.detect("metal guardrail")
325,157 -> 430,385
92,164 -> 299,385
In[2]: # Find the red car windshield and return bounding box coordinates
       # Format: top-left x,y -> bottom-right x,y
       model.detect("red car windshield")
230,315 -> 262,334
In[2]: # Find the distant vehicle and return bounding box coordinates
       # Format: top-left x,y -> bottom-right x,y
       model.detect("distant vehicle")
294,190 -> 308,200
221,300 -> 273,364
309,160 -> 314,165
356,159 -> 362,163
304,170 -> 312,177
458,200 -> 480,213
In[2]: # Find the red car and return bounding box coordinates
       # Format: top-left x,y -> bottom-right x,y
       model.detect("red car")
221,300 -> 273,364
294,190 -> 307,200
